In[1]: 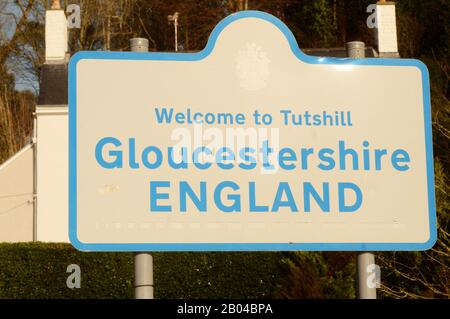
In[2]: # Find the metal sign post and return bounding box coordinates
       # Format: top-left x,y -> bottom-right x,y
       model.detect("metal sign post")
134,250 -> 153,299
346,41 -> 377,299
357,252 -> 377,299
130,37 -> 154,299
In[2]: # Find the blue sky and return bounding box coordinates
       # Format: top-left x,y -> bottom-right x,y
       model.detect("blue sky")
1,0 -> 40,93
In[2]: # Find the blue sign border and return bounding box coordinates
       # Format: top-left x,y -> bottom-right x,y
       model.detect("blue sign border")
69,10 -> 436,251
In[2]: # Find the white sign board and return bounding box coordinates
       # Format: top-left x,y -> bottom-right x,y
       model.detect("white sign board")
69,11 -> 436,251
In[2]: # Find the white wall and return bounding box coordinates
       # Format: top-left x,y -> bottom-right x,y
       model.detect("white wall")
0,144 -> 34,242
36,106 -> 69,242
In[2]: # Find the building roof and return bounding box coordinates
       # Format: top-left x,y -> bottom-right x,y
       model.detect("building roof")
37,63 -> 68,106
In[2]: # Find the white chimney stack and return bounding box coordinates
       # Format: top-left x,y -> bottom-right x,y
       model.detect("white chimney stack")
375,1 -> 399,57
45,0 -> 68,62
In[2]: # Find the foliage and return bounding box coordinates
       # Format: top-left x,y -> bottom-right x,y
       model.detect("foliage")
0,88 -> 34,163
153,252 -> 284,298
0,243 -> 134,298
0,243 -> 286,299
0,243 -> 360,298
276,252 -> 356,298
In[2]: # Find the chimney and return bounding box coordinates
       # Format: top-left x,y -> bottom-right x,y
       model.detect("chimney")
45,0 -> 68,62
374,1 -> 399,58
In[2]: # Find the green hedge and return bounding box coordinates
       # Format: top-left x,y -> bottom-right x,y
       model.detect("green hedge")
0,243 -> 284,298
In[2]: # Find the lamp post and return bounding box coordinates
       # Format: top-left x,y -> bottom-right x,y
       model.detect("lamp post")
168,12 -> 179,52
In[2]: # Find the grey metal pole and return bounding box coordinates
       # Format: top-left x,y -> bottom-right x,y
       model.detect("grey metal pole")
130,38 -> 149,53
356,253 -> 377,299
345,41 -> 366,59
134,252 -> 154,299
346,41 -> 377,299
130,37 -> 154,300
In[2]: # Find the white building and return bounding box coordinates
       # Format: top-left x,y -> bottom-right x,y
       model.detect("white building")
0,6 -> 69,242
